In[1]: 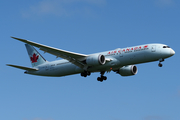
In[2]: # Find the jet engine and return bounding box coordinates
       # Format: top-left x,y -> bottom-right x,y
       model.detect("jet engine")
118,65 -> 138,76
86,54 -> 106,66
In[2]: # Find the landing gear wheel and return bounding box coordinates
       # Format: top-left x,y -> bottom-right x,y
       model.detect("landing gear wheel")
97,77 -> 103,82
97,77 -> 101,81
101,76 -> 107,80
158,58 -> 164,67
81,71 -> 91,77
97,71 -> 107,82
81,72 -> 84,77
158,63 -> 163,67
97,76 -> 107,82
87,71 -> 91,76
81,72 -> 87,77
103,76 -> 107,80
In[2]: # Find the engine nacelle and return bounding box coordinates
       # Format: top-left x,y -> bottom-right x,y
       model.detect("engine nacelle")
86,54 -> 106,66
118,65 -> 138,76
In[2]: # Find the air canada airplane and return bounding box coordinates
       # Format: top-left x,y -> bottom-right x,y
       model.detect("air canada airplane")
7,37 -> 175,82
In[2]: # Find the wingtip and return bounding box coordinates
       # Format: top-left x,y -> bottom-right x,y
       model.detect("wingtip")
6,64 -> 12,67
11,36 -> 15,38
11,36 -> 18,40
10,36 -> 28,42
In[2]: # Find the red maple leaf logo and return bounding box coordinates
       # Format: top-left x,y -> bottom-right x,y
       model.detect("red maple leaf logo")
144,45 -> 148,48
30,53 -> 39,63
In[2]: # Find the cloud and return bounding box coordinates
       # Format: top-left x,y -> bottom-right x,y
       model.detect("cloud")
155,0 -> 174,7
22,0 -> 106,18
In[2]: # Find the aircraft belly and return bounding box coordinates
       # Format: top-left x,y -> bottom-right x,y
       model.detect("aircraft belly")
51,64 -> 81,77
27,63 -> 81,77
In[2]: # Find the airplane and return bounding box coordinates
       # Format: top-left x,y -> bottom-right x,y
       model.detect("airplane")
7,37 -> 175,82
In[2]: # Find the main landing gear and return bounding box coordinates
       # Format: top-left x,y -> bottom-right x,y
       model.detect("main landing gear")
158,58 -> 164,67
81,71 -> 107,82
81,71 -> 91,77
97,71 -> 107,82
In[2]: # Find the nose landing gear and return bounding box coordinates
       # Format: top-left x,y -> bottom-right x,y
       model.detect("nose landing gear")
158,58 -> 164,67
158,63 -> 163,67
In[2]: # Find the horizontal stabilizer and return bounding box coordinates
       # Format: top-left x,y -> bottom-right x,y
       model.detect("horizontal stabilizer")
6,64 -> 38,71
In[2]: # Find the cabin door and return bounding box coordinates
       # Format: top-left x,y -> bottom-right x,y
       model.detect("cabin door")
151,45 -> 156,52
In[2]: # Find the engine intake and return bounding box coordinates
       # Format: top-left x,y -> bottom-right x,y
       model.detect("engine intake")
86,54 -> 106,66
118,65 -> 138,76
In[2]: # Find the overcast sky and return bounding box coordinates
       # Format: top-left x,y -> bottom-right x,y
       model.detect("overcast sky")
1,0 -> 180,120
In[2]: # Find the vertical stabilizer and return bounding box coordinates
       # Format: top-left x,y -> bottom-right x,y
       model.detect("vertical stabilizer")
25,44 -> 47,67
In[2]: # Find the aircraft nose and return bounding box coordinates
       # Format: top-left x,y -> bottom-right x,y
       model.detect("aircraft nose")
170,49 -> 175,56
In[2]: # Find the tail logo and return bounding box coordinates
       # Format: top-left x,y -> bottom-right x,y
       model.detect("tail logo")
31,53 -> 39,63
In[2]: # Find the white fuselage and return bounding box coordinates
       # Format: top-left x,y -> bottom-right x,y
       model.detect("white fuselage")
26,43 -> 175,77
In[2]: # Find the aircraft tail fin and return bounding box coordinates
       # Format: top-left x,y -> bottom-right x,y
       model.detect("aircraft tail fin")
25,44 -> 47,67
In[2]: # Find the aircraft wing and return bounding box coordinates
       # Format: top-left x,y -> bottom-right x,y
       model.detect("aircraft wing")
11,37 -> 88,69
6,64 -> 38,71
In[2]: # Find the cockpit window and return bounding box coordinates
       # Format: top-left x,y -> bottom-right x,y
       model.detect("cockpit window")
163,46 -> 170,48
